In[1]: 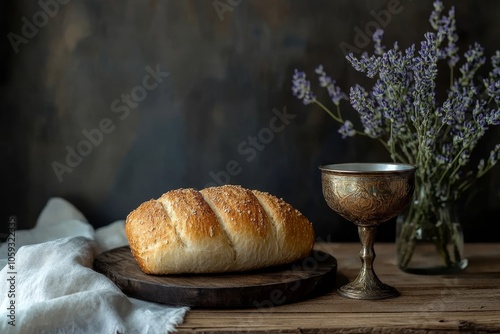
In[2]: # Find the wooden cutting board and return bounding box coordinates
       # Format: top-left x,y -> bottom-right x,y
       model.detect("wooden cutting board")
93,246 -> 337,308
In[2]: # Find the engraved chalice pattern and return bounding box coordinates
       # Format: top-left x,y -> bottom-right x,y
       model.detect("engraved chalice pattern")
319,163 -> 416,300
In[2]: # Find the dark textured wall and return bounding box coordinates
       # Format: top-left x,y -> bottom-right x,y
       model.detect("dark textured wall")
2,0 -> 499,242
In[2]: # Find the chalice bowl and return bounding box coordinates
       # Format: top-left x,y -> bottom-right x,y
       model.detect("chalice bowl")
319,163 -> 416,300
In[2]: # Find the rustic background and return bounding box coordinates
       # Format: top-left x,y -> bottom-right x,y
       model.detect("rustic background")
2,0 -> 499,242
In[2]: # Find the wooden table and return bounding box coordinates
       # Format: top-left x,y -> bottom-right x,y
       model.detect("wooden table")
176,243 -> 500,333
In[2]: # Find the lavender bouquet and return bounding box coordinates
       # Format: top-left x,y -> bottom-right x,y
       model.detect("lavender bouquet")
292,1 -> 500,272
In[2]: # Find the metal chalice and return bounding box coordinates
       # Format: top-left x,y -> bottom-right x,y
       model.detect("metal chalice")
319,163 -> 416,300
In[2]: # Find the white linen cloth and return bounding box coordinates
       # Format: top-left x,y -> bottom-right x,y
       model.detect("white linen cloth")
0,197 -> 189,334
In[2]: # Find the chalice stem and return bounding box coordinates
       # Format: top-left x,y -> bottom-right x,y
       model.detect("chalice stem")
337,225 -> 399,299
356,226 -> 379,285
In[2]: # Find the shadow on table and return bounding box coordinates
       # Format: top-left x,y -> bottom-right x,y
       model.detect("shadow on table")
461,255 -> 500,276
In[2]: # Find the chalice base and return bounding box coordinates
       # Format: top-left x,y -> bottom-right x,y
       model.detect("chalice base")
337,277 -> 399,300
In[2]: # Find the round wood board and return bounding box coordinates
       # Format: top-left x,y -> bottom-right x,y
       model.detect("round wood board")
93,246 -> 337,308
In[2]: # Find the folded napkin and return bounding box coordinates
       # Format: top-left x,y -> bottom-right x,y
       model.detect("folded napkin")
0,198 -> 189,334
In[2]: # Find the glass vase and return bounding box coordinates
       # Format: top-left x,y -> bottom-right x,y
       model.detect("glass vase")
396,199 -> 468,275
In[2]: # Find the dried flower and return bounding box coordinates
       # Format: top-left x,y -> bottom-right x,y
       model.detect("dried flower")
292,0 -> 500,206
291,69 -> 315,105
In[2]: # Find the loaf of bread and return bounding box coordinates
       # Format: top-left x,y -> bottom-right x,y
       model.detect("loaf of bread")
125,185 -> 315,274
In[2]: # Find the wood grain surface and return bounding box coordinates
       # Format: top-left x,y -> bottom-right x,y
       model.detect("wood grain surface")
93,246 -> 337,308
176,243 -> 500,333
